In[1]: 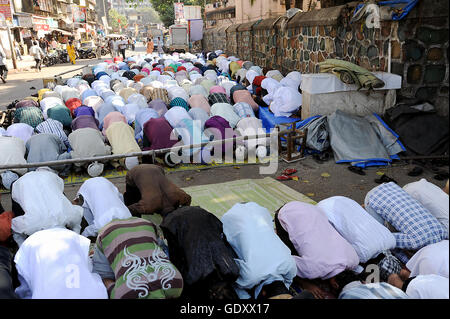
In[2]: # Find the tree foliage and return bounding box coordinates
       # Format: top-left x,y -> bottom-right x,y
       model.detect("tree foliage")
125,0 -> 205,27
108,8 -> 128,30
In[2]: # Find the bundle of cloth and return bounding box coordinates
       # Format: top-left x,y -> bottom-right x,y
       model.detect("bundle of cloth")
319,59 -> 385,90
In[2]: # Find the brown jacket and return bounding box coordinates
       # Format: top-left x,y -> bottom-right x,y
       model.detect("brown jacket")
125,164 -> 191,216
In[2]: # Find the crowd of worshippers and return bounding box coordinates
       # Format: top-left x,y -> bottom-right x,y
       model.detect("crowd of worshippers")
0,163 -> 448,299
0,50 -> 304,189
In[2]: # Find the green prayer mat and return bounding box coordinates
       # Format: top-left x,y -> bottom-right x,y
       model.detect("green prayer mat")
141,177 -> 315,228
179,177 -> 316,219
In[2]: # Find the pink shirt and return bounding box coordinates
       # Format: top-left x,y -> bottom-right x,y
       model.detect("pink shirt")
188,95 -> 211,115
278,201 -> 359,280
209,85 -> 226,95
232,90 -> 259,112
102,111 -> 127,135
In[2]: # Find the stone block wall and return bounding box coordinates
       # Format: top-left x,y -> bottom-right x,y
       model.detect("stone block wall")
202,0 -> 449,116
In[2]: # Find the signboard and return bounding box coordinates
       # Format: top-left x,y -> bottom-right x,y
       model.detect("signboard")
174,2 -> 184,21
33,16 -> 49,31
0,0 -> 12,22
73,5 -> 87,23
47,18 -> 58,28
21,29 -> 32,38
184,5 -> 201,20
18,15 -> 33,28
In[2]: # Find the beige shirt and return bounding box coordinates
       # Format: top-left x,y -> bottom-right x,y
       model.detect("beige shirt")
68,128 -> 111,159
105,122 -> 141,155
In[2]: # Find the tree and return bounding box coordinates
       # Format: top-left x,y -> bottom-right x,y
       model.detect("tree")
108,8 -> 128,31
125,0 -> 205,27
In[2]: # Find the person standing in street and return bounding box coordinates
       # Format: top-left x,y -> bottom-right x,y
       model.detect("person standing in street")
108,38 -> 114,57
13,40 -> 23,61
66,41 -> 76,65
119,37 -> 126,60
29,41 -> 45,72
0,44 -> 8,83
157,37 -> 164,57
146,36 -> 154,54
113,38 -> 119,58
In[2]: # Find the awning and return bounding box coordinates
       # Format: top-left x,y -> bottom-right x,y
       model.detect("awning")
51,28 -> 72,35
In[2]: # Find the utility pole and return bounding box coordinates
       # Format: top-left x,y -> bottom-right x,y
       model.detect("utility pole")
6,25 -> 17,70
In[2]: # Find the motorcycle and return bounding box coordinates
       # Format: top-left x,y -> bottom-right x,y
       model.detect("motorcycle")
77,47 -> 96,59
43,50 -> 59,67
57,49 -> 68,64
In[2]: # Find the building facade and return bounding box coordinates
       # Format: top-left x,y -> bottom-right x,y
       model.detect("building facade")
0,0 -> 99,57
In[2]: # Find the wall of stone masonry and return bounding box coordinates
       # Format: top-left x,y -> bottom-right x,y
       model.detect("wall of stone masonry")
202,0 -> 449,116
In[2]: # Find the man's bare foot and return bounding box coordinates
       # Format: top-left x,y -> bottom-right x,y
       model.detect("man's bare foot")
399,268 -> 411,281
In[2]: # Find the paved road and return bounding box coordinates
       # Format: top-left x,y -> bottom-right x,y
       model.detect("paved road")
0,44 -> 146,108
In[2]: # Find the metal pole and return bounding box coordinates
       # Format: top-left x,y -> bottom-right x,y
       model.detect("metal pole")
6,25 -> 17,69
0,132 -> 276,170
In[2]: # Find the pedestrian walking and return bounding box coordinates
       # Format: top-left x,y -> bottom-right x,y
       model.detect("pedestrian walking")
29,41 -> 45,72
66,41 -> 76,65
119,37 -> 126,60
157,37 -> 163,57
146,37 -> 154,54
13,40 -> 23,61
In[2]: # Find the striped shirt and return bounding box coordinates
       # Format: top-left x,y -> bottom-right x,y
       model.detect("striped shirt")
339,282 -> 409,299
208,92 -> 229,105
149,88 -> 170,105
35,118 -> 70,148
14,107 -> 44,129
96,217 -> 183,299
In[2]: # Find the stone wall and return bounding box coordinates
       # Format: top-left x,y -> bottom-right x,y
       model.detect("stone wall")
202,0 -> 449,116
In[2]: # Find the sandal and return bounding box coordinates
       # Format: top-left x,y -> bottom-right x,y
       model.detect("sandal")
282,168 -> 298,175
407,166 -> 423,177
375,174 -> 397,184
276,174 -> 299,181
348,166 -> 366,175
433,172 -> 449,181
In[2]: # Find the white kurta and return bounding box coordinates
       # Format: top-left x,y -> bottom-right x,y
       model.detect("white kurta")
14,228 -> 108,299
317,196 -> 396,263
406,274 -> 449,299
77,177 -> 132,237
403,178 -> 449,233
11,170 -> 84,236
406,240 -> 449,278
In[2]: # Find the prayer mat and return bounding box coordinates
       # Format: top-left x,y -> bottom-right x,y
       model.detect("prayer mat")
179,177 -> 316,219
